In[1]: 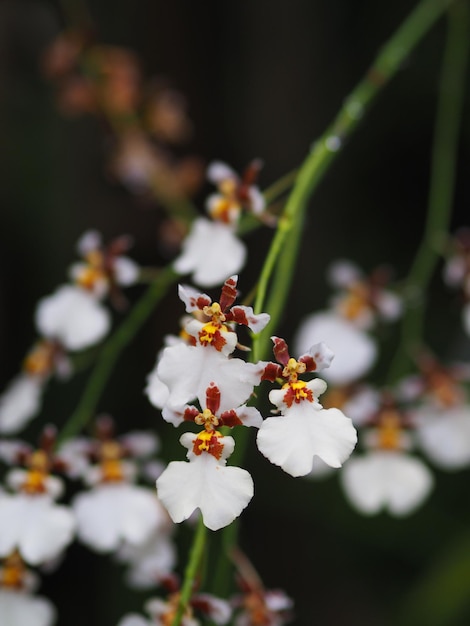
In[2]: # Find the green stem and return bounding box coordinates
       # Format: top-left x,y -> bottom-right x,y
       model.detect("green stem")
388,0 -> 470,383
263,168 -> 299,205
252,0 -> 455,362
57,267 -> 179,444
172,517 -> 207,626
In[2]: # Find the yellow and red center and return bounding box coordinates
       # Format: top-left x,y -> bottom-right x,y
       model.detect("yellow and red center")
283,380 -> 313,408
198,321 -> 227,351
192,430 -> 224,459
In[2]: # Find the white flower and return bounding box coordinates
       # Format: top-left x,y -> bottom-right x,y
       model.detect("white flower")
294,312 -> 376,385
327,259 -> 402,327
72,483 -> 165,553
0,589 -> 56,626
257,378 -> 357,477
173,218 -> 246,288
71,230 -> 140,296
0,375 -> 43,434
414,404 -> 470,470
35,285 -> 110,351
206,160 -> 265,219
153,343 -> 264,421
157,432 -> 254,531
0,492 -> 75,565
341,450 -> 433,516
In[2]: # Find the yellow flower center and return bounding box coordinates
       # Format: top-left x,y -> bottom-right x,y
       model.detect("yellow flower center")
194,408 -> 219,429
377,411 -> 402,450
21,450 -> 49,494
100,441 -> 125,482
0,553 -> 25,590
23,341 -> 55,377
338,284 -> 369,321
282,357 -> 306,380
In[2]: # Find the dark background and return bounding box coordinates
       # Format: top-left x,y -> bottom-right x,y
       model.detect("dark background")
1,1 -> 470,624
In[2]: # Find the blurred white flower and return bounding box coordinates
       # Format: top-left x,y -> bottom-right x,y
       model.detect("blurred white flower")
0,486 -> 75,566
415,404 -> 470,470
0,589 -> 56,626
35,285 -> 110,351
341,450 -> 433,516
73,482 -> 165,553
173,218 -> 246,288
0,375 -> 43,435
294,312 -> 377,385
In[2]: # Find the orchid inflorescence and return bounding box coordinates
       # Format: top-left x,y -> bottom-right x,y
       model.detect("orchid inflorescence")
2,2 -> 470,624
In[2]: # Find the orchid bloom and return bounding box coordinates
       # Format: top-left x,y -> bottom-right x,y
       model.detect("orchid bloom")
146,277 -> 269,422
341,402 -> 433,516
257,337 -> 357,477
157,386 -> 257,531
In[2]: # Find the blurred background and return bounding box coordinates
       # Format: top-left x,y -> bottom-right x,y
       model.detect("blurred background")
1,0 -> 470,624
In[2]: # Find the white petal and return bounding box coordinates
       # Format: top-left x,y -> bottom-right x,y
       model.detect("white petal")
343,387 -> 380,426
463,303 -> 470,336
248,186 -> 265,215
443,256 -> 465,287
117,614 -> 151,626
121,431 -> 159,458
415,405 -> 470,470
174,219 -> 246,288
73,484 -> 163,552
156,343 -> 263,412
294,312 -> 376,385
341,451 -> 433,516
230,405 -> 263,428
207,161 -> 237,184
178,284 -> 211,312
114,256 -> 140,286
157,453 -> 253,531
375,291 -> 402,321
327,260 -> 362,288
257,404 -> 357,476
35,285 -> 110,351
299,342 -> 335,372
76,230 -> 101,256
0,590 -> 56,626
145,361 -> 170,410
0,494 -> 75,565
0,375 -> 43,434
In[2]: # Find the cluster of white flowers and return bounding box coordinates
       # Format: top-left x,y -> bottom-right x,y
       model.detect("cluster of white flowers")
0,231 -> 140,435
146,275 -> 357,530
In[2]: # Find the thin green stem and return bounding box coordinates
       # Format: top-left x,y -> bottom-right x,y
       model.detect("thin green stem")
252,0 -> 455,362
388,0 -> 470,383
172,517 -> 207,626
57,267 -> 178,444
263,168 -> 299,205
